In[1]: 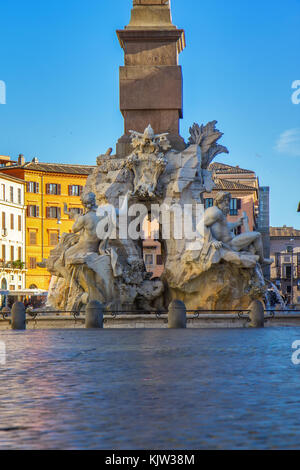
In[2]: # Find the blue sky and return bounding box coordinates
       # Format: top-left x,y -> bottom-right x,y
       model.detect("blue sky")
0,0 -> 300,227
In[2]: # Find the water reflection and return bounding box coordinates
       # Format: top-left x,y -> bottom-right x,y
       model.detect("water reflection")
0,328 -> 300,449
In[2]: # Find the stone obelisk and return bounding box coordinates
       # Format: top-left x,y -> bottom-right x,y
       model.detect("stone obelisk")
116,0 -> 186,156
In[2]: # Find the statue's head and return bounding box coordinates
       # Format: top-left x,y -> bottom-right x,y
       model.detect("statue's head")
214,191 -> 231,215
81,192 -> 96,210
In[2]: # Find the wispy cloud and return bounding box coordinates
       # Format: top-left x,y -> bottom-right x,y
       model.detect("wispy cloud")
275,128 -> 300,157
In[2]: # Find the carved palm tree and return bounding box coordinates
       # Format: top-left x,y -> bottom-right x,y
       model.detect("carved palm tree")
189,120 -> 229,169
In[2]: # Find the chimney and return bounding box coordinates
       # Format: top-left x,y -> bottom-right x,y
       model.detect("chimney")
18,154 -> 25,166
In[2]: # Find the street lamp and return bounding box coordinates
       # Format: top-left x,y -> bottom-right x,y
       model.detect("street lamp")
57,214 -> 62,242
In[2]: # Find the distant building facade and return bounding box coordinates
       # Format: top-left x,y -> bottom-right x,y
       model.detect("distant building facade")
0,167 -> 26,292
1,156 -> 94,290
270,226 -> 300,305
206,163 -> 270,271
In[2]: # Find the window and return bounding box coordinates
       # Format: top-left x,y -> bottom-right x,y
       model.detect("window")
46,207 -> 61,219
0,184 -> 5,201
276,267 -> 281,279
10,246 -> 14,261
29,231 -> 37,245
29,258 -> 37,269
1,212 -> 5,229
18,188 -> 22,204
230,199 -> 241,216
69,207 -> 83,219
204,198 -> 214,209
10,214 -> 14,230
10,285 -> 15,291
18,215 -> 22,231
27,205 -> 40,218
18,247 -> 22,261
68,185 -> 83,196
10,186 -> 14,203
1,245 -> 6,261
145,254 -> 154,265
46,184 -> 61,195
49,231 -> 59,246
26,182 -> 39,193
285,265 -> 292,279
156,254 -> 163,265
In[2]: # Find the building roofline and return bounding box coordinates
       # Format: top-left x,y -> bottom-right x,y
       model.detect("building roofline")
209,162 -> 255,174
0,161 -> 96,176
0,172 -> 26,185
213,178 -> 258,191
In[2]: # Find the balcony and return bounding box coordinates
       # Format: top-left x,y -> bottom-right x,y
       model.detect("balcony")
0,261 -> 26,271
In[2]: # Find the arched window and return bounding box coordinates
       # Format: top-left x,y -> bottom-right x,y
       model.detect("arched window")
1,279 -> 7,290
29,284 -> 38,290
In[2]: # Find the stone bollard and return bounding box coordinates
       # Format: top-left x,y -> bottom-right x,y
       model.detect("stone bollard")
85,300 -> 104,329
249,300 -> 265,328
11,302 -> 26,330
168,300 -> 187,329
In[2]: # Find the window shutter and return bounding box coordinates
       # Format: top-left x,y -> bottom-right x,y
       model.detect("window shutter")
58,184 -> 61,195
79,186 -> 83,195
46,207 -> 50,218
58,207 -> 61,218
46,184 -> 49,194
156,255 -> 163,266
68,185 -> 71,196
26,182 -> 29,192
237,199 -> 242,210
36,206 -> 40,218
36,182 -> 39,194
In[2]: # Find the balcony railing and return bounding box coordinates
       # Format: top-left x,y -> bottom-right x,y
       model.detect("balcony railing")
0,261 -> 26,270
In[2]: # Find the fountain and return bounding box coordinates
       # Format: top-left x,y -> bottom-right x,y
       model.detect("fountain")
44,0 -> 272,315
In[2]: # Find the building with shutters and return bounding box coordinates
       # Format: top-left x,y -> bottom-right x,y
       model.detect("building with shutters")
0,165 -> 26,292
270,226 -> 300,306
204,162 -> 261,232
1,155 -> 95,290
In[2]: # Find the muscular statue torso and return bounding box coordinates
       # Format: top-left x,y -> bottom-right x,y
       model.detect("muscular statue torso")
70,209 -> 100,254
204,206 -> 234,243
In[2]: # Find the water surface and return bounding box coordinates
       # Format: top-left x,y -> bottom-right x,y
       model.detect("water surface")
0,328 -> 300,449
